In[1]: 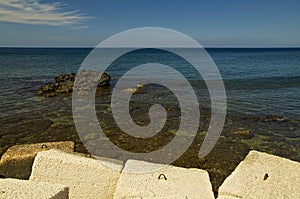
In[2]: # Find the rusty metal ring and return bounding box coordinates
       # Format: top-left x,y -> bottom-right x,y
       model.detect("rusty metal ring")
158,174 -> 167,180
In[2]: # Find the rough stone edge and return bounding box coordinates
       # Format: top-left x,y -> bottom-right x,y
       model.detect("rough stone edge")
0,141 -> 75,160
0,178 -> 69,199
31,149 -> 123,172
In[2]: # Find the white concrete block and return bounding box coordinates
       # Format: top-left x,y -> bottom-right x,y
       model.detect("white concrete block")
30,149 -> 122,199
0,178 -> 68,199
114,159 -> 215,199
217,196 -> 238,199
218,150 -> 300,199
0,141 -> 74,179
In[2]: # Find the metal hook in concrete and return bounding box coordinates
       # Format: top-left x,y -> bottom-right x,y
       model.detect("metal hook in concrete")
158,174 -> 167,180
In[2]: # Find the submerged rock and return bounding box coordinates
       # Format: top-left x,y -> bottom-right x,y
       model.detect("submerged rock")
260,115 -> 288,123
37,71 -> 111,97
233,129 -> 254,139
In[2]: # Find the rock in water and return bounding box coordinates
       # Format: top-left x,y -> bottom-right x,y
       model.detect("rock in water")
260,115 -> 288,122
36,71 -> 111,96
233,129 -> 254,139
55,73 -> 76,83
97,72 -> 110,86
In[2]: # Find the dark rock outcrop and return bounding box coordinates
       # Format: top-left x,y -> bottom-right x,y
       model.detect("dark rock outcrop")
37,71 -> 110,97
55,73 -> 76,83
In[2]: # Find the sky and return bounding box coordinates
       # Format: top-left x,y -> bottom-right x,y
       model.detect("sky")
0,0 -> 299,47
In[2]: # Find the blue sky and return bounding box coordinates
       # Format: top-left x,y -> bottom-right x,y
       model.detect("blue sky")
0,0 -> 299,47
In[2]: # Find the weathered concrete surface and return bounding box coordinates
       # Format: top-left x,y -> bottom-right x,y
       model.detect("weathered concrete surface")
30,149 -> 122,199
218,150 -> 300,199
0,141 -> 74,179
217,196 -> 237,199
114,160 -> 215,199
0,178 -> 68,199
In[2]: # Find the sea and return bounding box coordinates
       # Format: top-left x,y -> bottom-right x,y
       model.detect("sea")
0,47 -> 299,190
0,48 -> 299,119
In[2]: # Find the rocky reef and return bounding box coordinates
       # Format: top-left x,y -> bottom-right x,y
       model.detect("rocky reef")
36,71 -> 111,97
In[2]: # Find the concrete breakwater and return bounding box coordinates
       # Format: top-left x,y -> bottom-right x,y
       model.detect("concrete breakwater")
0,141 -> 299,199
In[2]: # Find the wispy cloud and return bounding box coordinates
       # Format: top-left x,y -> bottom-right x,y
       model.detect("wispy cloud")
0,0 -> 91,27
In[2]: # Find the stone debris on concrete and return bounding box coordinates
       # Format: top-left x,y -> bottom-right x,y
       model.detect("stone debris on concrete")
30,149 -> 123,199
0,178 -> 68,199
218,150 -> 300,199
113,159 -> 215,199
0,141 -> 74,179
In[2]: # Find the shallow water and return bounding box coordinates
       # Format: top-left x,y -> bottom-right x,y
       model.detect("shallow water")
0,84 -> 299,193
0,48 -> 299,193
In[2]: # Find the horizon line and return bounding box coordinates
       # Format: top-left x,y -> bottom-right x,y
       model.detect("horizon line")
0,46 -> 300,49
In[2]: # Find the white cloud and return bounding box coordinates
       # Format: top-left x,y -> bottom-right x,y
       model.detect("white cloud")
0,0 -> 91,27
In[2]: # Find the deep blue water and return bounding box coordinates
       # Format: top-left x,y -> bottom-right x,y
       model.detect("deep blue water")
0,47 -> 299,119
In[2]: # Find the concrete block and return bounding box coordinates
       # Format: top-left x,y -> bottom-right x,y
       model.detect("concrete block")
0,178 -> 68,199
114,160 -> 215,199
30,149 -> 123,199
218,150 -> 300,199
0,141 -> 74,179
217,196 -> 237,199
